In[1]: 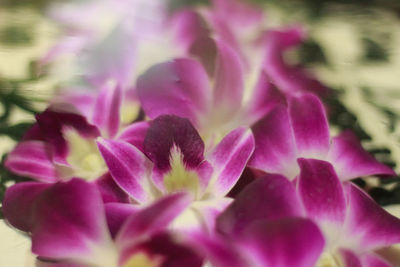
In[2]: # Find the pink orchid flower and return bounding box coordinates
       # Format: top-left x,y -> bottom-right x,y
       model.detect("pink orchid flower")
3,178 -> 203,267
216,158 -> 400,267
97,114 -> 254,232
249,93 -> 394,180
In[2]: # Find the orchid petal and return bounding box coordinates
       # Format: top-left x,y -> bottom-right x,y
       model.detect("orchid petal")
31,179 -> 112,262
35,109 -> 100,165
211,0 -> 264,27
97,138 -> 151,204
245,72 -> 286,124
328,130 -> 395,181
116,192 -> 191,248
3,182 -> 51,232
92,84 -> 122,139
118,121 -> 150,153
289,94 -> 330,158
144,115 -> 205,172
191,198 -> 233,232
105,203 -> 138,238
217,174 -> 303,236
83,22 -> 137,89
338,249 -> 362,267
241,218 -> 324,267
172,10 -> 210,52
95,173 -> 130,203
212,40 -> 244,118
206,127 -> 254,196
263,26 -> 330,97
5,141 -> 58,182
248,105 -> 297,178
137,59 -> 211,126
344,183 -> 400,250
297,158 -> 346,225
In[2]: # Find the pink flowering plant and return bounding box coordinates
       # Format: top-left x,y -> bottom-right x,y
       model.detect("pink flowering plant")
2,0 -> 400,266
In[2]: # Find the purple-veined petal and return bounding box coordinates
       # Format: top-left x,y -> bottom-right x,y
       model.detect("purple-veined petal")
137,59 -> 211,126
31,179 -> 113,262
35,109 -> 100,165
344,183 -> 400,250
206,127 -> 254,196
262,26 -> 330,97
5,141 -> 58,182
92,83 -> 122,139
97,138 -> 151,204
211,40 -> 244,119
328,130 -> 395,181
105,203 -> 138,238
118,121 -> 150,153
297,158 -> 346,225
289,94 -> 330,158
3,182 -> 51,232
144,115 -> 205,172
116,192 -> 192,248
245,71 -> 286,124
241,218 -> 325,267
248,105 -> 297,178
217,174 -> 303,236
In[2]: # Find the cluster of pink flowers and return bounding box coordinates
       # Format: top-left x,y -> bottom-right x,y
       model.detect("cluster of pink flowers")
3,0 -> 400,266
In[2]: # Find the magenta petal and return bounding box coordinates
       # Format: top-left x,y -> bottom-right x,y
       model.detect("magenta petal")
97,138 -> 150,204
118,121 -> 150,153
95,173 -> 130,203
248,105 -> 297,177
245,72 -> 286,124
242,218 -> 324,267
5,141 -> 58,182
172,10 -> 210,52
116,192 -> 191,247
263,26 -> 330,97
35,109 -> 100,164
3,182 -> 51,232
105,203 -> 138,238
328,130 -> 395,180
137,59 -> 211,125
298,158 -> 346,225
207,127 -> 254,196
211,0 -> 263,27
31,179 -> 110,259
144,115 -> 205,172
92,84 -> 122,139
212,40 -> 244,117
217,174 -> 302,236
344,183 -> 400,250
338,249 -> 362,267
186,233 -> 246,267
289,94 -> 330,157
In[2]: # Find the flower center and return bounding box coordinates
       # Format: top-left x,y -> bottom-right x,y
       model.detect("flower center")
57,129 -> 106,180
163,147 -> 200,199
